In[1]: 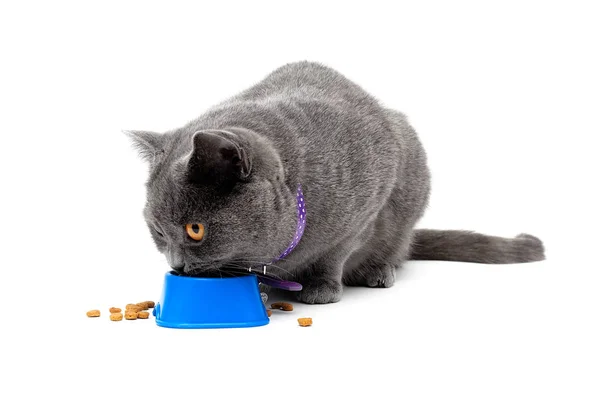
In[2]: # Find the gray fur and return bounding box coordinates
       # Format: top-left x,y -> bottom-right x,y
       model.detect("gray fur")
409,231 -> 545,264
126,61 -> 545,304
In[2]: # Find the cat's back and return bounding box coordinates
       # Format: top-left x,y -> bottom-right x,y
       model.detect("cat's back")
184,62 -> 411,233
198,62 -> 401,183
232,61 -> 373,106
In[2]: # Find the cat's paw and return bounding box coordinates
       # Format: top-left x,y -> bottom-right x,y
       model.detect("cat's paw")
343,263 -> 397,288
364,263 -> 396,288
296,279 -> 343,304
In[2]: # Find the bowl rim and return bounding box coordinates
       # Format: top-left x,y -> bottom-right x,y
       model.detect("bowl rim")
166,271 -> 256,281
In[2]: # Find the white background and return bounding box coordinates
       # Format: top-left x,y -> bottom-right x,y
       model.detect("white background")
1,1 -> 599,399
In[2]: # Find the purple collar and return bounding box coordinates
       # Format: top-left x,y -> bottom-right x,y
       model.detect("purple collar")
275,184 -> 307,260
254,184 -> 306,291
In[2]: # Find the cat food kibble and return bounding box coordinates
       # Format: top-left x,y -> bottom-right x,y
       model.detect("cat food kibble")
297,317 -> 312,327
125,310 -> 138,320
86,300 -> 154,322
110,313 -> 123,321
267,309 -> 272,317
137,311 -> 149,319
125,304 -> 142,313
270,302 -> 294,311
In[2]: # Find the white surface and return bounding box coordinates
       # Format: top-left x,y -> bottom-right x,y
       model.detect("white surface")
1,1 -> 599,399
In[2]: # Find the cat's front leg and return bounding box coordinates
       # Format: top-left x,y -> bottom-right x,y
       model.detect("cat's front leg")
295,228 -> 376,304
296,269 -> 343,304
296,250 -> 347,304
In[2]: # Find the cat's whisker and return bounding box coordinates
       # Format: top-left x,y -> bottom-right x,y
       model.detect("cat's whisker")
224,258 -> 295,275
261,263 -> 295,277
177,253 -> 296,280
226,256 -> 291,263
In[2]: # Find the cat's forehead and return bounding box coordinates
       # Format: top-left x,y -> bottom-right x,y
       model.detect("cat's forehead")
144,127 -> 257,225
147,172 -> 239,224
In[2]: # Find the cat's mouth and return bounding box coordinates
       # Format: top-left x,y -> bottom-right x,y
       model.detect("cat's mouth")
174,260 -> 301,290
180,263 -> 252,278
181,269 -> 246,278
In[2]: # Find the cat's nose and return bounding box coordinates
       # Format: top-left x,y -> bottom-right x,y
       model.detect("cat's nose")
166,248 -> 185,272
170,263 -> 185,273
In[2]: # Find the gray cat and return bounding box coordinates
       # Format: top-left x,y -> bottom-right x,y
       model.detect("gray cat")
126,61 -> 545,304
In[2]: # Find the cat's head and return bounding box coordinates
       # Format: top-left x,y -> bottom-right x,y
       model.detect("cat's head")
126,127 -> 296,275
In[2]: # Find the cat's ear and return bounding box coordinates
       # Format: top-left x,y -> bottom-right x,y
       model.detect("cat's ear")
123,130 -> 164,162
187,131 -> 251,185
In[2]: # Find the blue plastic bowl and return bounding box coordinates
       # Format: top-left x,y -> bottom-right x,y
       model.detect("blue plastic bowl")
153,272 -> 269,329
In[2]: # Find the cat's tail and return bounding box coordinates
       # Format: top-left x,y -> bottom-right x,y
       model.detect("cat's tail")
408,229 -> 545,264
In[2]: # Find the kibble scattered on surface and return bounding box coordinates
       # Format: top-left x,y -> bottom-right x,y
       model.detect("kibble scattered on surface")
125,310 -> 138,320
137,311 -> 150,319
298,318 -> 312,327
87,300 -> 155,322
125,304 -> 142,313
110,313 -> 123,321
270,302 -> 293,311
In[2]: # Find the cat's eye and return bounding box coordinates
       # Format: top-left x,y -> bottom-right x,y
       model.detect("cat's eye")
186,223 -> 205,241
